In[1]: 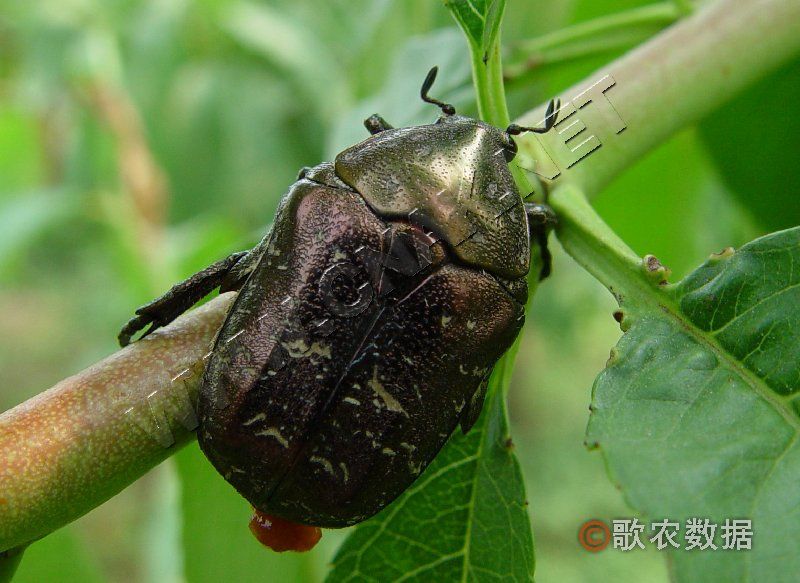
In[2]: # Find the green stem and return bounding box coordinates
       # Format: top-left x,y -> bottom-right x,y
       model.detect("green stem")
507,1 -> 680,78
471,43 -> 508,127
516,2 -> 679,53
549,184 -> 653,306
507,33 -> 655,81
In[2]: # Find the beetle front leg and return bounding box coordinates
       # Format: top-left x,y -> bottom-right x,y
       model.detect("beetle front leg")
364,114 -> 394,135
524,202 -> 557,280
118,250 -> 249,346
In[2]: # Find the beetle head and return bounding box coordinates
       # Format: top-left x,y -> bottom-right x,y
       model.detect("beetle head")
418,66 -> 519,164
334,68 -> 561,280
335,113 -> 530,279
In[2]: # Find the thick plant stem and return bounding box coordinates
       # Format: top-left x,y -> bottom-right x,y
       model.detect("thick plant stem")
0,293 -> 235,553
514,0 -> 800,200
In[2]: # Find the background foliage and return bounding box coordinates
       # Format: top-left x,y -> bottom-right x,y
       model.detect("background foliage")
0,0 -> 793,581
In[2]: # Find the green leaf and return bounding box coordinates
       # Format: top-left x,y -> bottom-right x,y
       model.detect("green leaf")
698,56 -> 800,232
328,379 -> 534,582
587,227 -> 800,581
444,0 -> 506,56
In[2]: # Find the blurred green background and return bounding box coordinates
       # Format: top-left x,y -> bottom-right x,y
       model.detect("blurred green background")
1,0 -> 792,580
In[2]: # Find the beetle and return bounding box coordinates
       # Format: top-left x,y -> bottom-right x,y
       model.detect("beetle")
119,67 -> 559,529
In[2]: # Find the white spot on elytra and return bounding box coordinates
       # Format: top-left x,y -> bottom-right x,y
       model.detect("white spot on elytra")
310,456 -> 336,477
254,427 -> 289,448
282,339 -> 332,359
243,413 -> 266,426
367,366 -> 407,416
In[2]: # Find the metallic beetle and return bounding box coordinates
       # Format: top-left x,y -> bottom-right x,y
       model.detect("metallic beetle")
119,67 -> 559,528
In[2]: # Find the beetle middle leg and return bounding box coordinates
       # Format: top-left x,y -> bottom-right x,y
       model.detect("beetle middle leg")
364,114 -> 394,135
525,202 -> 557,280
118,250 -> 249,346
508,96 -> 561,281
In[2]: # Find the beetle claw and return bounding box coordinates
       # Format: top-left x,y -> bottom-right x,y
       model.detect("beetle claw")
117,250 -> 250,347
364,114 -> 394,135
525,202 -> 558,280
118,313 -> 157,347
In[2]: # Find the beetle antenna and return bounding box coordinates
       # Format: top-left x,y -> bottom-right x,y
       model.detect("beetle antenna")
506,98 -> 561,136
421,66 -> 456,116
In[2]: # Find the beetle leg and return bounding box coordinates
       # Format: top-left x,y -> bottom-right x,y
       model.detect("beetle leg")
363,114 -> 394,135
460,367 -> 493,434
118,250 -> 249,346
525,202 -> 558,280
